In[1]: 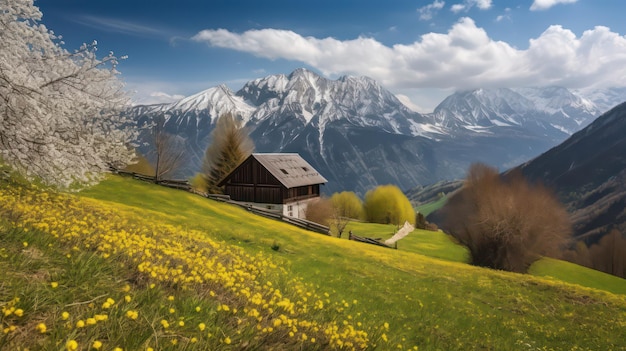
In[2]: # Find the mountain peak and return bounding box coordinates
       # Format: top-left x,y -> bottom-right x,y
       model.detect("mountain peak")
288,67 -> 319,78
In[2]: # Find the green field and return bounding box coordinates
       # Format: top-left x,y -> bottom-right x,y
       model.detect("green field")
414,195 -> 448,217
2,174 -> 626,350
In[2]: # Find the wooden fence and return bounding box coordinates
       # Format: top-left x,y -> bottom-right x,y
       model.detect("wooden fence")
348,232 -> 396,249
112,169 -> 330,235
207,194 -> 330,235
113,170 -> 192,191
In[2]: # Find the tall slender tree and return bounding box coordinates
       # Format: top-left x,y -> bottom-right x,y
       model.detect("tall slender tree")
201,113 -> 254,194
0,0 -> 136,188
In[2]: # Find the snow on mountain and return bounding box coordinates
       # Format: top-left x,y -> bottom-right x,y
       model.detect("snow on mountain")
238,68 -> 437,138
128,69 -> 612,195
159,84 -> 256,124
431,87 -> 601,136
575,87 -> 626,113
431,88 -> 533,130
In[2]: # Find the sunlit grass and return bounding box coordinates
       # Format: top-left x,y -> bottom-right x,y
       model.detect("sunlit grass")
414,195 -> 448,216
2,174 -> 626,350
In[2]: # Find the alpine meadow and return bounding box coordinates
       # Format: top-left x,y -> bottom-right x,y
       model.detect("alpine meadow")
3,1 -> 626,350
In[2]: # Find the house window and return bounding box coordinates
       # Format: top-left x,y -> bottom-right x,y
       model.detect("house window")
287,205 -> 293,211
280,168 -> 289,175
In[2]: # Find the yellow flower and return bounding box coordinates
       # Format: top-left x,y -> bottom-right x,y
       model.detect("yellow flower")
61,311 -> 70,320
223,336 -> 232,345
124,295 -> 132,303
160,319 -> 170,328
178,320 -> 184,327
92,340 -> 103,350
171,339 -> 178,345
195,306 -> 201,312
51,282 -> 59,289
113,348 -> 123,351
126,310 -> 138,320
190,337 -> 198,343
198,322 -> 206,331
66,340 -> 78,351
167,295 -> 175,301
146,348 -> 154,351
94,314 -> 108,321
169,308 -> 175,314
76,320 -> 85,328
36,323 -> 47,333
86,318 -> 97,325
14,309 -> 23,317
23,242 -> 28,247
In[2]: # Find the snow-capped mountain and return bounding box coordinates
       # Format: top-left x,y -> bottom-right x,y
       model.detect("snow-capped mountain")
127,69 -> 606,195
431,87 -> 600,137
575,87 -> 626,113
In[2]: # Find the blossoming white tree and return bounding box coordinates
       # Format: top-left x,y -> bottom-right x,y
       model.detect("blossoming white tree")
0,0 -> 136,188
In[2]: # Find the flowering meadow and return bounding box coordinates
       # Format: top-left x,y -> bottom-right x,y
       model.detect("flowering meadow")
2,173 -> 626,350
0,177 -> 377,350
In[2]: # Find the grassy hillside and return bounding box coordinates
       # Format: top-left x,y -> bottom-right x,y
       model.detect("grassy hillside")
2,174 -> 626,350
414,195 -> 448,217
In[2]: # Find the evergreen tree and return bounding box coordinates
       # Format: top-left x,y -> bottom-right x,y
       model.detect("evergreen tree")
201,113 -> 254,194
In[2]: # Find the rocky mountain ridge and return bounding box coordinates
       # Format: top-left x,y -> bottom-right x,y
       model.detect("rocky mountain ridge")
127,68 -> 620,195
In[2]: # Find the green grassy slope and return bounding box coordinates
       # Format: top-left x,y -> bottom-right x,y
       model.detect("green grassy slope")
414,195 -> 448,217
3,174 -> 626,350
78,176 -> 626,350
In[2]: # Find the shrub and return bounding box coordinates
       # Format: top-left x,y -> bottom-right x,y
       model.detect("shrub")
363,185 -> 415,226
305,197 -> 333,227
331,191 -> 364,220
440,163 -> 571,273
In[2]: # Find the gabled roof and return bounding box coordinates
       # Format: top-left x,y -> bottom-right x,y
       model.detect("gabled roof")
219,153 -> 327,189
253,153 -> 327,188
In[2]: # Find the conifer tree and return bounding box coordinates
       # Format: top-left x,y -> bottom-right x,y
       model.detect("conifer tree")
201,113 -> 254,194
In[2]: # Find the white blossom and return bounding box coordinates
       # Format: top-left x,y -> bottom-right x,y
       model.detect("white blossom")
0,0 -> 136,188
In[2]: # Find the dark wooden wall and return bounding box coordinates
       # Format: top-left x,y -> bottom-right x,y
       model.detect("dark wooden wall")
223,158 -> 321,204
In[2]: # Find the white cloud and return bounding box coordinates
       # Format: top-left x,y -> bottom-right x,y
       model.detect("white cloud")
451,4 -> 466,13
191,18 -> 626,93
451,0 -> 492,13
125,80 -> 187,105
418,0 -> 445,21
496,8 -> 512,22
395,94 -> 428,113
131,91 -> 185,105
530,0 -> 577,11
74,16 -> 167,38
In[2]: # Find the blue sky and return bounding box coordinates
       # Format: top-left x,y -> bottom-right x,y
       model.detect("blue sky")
36,0 -> 626,111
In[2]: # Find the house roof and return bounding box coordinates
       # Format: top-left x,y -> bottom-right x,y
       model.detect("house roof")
252,153 -> 327,188
220,153 -> 327,188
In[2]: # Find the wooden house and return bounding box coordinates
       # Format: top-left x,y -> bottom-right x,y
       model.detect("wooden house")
217,153 -> 327,219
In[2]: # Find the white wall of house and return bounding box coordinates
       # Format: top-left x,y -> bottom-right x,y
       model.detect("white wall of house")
282,198 -> 317,219
231,198 -> 317,220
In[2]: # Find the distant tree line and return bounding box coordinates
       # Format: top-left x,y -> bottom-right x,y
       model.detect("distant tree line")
563,229 -> 626,278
